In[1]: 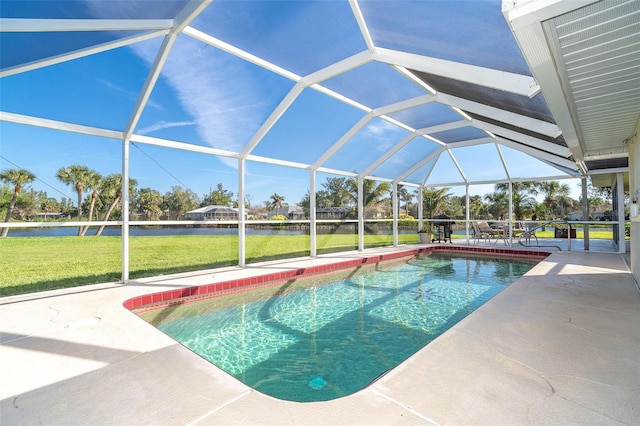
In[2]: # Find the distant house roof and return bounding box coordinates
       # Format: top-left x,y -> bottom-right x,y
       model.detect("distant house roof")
187,205 -> 236,214
186,205 -> 245,219
316,207 -> 349,213
277,205 -> 303,214
267,205 -> 305,219
35,212 -> 65,218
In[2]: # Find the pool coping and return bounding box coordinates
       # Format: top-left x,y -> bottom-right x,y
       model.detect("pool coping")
125,245 -> 549,313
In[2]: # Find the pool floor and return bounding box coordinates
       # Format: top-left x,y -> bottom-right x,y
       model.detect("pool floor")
138,253 -> 537,401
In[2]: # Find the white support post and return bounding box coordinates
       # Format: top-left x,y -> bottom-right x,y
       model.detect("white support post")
465,184 -> 470,242
392,182 -> 398,246
616,172 -> 626,253
310,170 -> 317,257
582,176 -> 590,250
508,181 -> 513,245
238,158 -> 246,266
121,138 -> 130,283
629,130 -> 639,282
418,186 -> 424,230
358,177 -> 364,251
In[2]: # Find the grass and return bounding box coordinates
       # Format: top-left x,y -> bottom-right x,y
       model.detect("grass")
1,229 -> 617,297
535,230 -> 612,239
0,233 -> 419,297
450,230 -> 614,240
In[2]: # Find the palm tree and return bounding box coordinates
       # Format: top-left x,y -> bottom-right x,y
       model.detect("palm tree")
421,187 -> 451,219
95,174 -> 137,236
495,182 -> 537,220
39,196 -> 59,215
533,180 -> 570,219
79,170 -> 102,236
468,195 -> 485,219
511,190 -> 537,220
347,178 -> 391,217
363,179 -> 390,208
483,190 -> 508,220
56,165 -> 91,235
0,168 -> 36,237
556,194 -> 577,219
137,188 -> 163,220
587,196 -> 606,219
269,193 -> 285,212
398,185 -> 413,215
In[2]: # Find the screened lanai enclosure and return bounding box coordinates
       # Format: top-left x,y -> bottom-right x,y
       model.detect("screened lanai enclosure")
1,0 -> 639,287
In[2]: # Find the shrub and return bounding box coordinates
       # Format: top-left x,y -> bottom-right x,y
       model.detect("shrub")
418,224 -> 432,234
395,213 -> 416,227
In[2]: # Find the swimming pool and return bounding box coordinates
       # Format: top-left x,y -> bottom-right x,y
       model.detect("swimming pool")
134,249 -> 541,402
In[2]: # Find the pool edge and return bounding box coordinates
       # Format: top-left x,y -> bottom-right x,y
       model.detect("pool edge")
124,246 -> 550,313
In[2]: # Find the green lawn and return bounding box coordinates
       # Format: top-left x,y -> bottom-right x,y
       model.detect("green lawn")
450,230 -> 614,240
0,233 -> 419,296
1,230 -> 617,297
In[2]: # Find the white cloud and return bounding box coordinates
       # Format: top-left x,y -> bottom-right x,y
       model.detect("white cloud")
362,120 -> 404,154
137,120 -> 196,135
84,2 -> 267,154
364,119 -> 398,136
129,36 -> 264,154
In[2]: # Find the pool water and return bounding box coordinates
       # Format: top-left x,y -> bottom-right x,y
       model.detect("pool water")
140,253 -> 537,402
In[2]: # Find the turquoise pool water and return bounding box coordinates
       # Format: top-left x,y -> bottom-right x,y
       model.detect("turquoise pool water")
142,253 -> 536,402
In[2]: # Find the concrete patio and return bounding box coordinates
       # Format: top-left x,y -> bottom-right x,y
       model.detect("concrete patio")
1,244 -> 638,425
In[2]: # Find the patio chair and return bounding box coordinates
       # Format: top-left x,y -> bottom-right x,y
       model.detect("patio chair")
512,222 -> 527,238
471,221 -> 498,244
477,221 -> 507,245
471,221 -> 488,244
523,221 -> 539,246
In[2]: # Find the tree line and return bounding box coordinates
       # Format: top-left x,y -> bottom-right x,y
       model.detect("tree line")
0,165 -> 304,236
1,166 -> 612,237
299,177 -> 611,223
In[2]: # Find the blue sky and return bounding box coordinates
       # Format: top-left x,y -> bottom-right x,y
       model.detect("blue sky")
0,0 -> 582,208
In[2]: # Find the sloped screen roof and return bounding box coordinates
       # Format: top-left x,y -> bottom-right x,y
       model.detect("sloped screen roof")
1,0 -> 584,204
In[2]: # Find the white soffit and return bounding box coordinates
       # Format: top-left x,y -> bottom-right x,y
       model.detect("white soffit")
546,0 -> 640,156
504,0 -> 639,169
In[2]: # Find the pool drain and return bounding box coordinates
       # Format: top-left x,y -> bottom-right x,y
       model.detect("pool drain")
309,376 -> 326,389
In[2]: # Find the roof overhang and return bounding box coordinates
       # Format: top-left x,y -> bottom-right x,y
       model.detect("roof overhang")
503,0 -> 639,185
